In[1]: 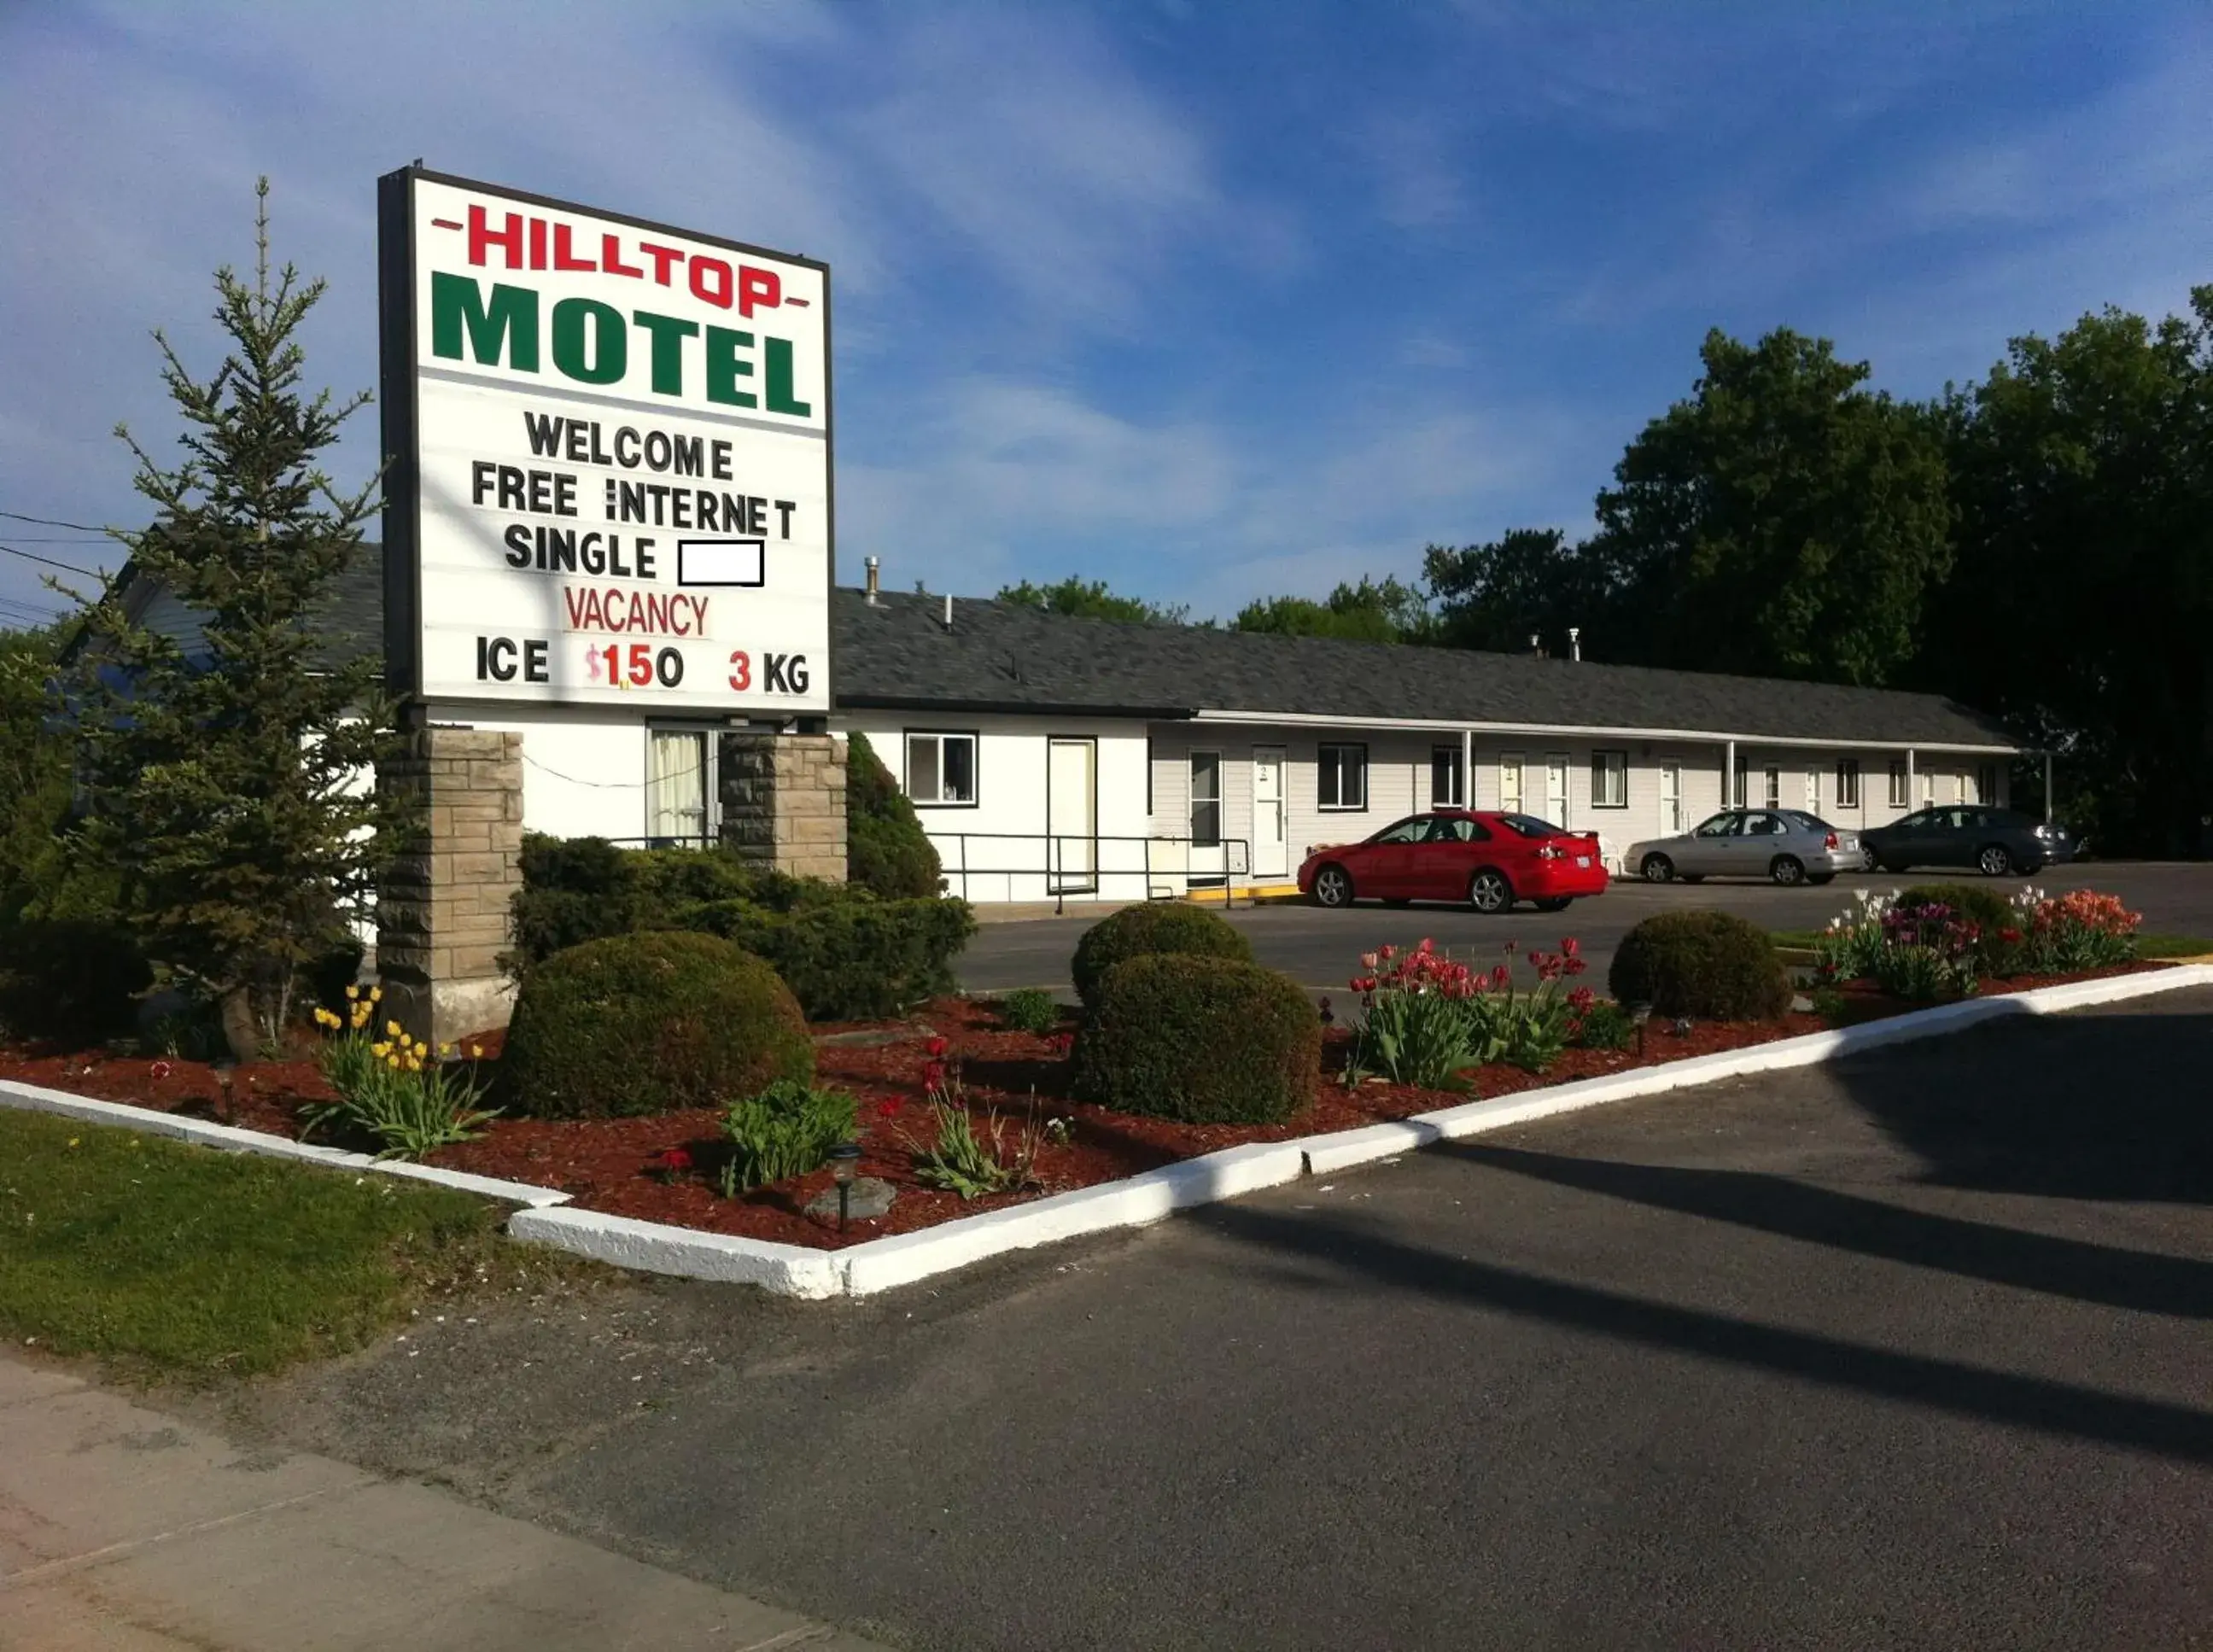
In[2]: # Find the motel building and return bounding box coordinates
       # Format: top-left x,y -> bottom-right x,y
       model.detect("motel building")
118,549 -> 2031,908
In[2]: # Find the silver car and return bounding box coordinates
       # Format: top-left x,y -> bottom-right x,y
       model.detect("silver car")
1626,809 -> 1862,887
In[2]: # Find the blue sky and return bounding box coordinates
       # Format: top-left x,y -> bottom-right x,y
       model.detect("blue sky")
2,2 -> 2209,628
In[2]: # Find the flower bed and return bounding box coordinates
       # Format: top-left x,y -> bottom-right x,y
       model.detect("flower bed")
0,899 -> 2174,1253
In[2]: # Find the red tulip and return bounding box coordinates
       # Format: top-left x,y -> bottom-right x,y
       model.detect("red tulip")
1562,937 -> 1580,957
876,1098 -> 905,1119
925,1035 -> 949,1057
659,1147 -> 693,1170
923,1060 -> 948,1091
149,1059 -> 173,1081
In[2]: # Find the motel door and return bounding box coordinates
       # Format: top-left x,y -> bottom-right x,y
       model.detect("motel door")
1252,745 -> 1288,879
1545,753 -> 1571,827
1047,738 -> 1098,893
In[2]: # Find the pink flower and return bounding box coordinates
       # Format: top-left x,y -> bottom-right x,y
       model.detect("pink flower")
1490,965 -> 1511,990
1568,986 -> 1597,1013
925,1035 -> 949,1058
1417,937 -> 1435,954
1378,943 -> 1397,961
1359,951 -> 1379,970
149,1059 -> 173,1081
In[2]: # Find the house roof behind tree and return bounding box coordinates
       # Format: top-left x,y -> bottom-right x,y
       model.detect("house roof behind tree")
126,547 -> 2021,750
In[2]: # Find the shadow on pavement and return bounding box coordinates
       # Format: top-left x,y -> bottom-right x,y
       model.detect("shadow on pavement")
1831,1009 -> 2213,1205
1441,1141 -> 2213,1319
1191,1199 -> 2213,1467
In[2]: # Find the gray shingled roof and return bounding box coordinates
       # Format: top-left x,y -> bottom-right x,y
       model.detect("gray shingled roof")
839,589 -> 2020,750
224,548 -> 2020,750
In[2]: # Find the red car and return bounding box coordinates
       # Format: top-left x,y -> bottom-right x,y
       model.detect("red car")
1298,810 -> 1610,914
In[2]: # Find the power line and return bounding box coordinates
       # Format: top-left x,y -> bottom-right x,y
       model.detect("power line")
0,540 -> 110,576
0,508 -> 110,534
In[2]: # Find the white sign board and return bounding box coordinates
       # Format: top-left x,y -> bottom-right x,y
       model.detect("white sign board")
377,168 -> 831,714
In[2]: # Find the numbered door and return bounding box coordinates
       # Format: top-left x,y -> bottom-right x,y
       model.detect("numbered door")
1545,752 -> 1571,827
1047,738 -> 1097,893
1660,762 -> 1684,835
1251,744 -> 1288,879
1499,753 -> 1525,815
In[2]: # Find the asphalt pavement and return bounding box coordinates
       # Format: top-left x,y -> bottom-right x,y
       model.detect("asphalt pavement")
204,988 -> 2213,1650
955,861 -> 2213,997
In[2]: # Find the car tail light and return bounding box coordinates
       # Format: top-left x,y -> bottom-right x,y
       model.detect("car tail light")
1539,843 -> 1565,861
1825,832 -> 1838,850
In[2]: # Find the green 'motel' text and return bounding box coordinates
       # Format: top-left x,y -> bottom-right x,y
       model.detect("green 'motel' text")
429,271 -> 814,416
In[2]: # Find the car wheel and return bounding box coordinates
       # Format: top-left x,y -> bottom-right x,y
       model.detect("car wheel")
1680,873 -> 1705,884
1641,853 -> 1674,883
1770,855 -> 1806,887
1860,846 -> 1878,872
1312,864 -> 1353,908
1468,868 -> 1514,914
1977,844 -> 2013,876
1878,860 -> 1906,876
1533,896 -> 1573,913
2018,857 -> 2045,876
1807,873 -> 1835,885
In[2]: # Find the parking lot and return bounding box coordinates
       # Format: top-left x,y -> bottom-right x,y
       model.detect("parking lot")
955,861 -> 2213,996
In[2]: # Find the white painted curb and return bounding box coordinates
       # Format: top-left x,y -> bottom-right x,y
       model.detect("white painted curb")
0,1078 -> 571,1207
507,1206 -> 844,1298
11,965 -> 2209,1299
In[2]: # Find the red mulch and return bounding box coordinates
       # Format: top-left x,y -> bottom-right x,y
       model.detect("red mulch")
0,961 -> 2175,1252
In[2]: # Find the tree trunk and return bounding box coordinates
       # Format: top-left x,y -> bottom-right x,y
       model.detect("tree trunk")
219,986 -> 260,1063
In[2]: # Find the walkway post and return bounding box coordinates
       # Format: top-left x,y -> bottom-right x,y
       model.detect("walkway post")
2045,751 -> 2054,824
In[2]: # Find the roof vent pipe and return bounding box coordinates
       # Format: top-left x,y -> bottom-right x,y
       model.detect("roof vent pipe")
943,593 -> 954,630
1529,633 -> 1543,658
864,555 -> 880,604
1568,626 -> 1581,663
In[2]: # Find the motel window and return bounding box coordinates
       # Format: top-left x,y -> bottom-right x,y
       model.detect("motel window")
1189,751 -> 1222,847
1318,743 -> 1368,811
1975,762 -> 1999,807
1836,758 -> 1860,809
1591,750 -> 1628,809
645,728 -> 711,845
1430,744 -> 1464,808
1888,759 -> 1909,808
1763,765 -> 1782,810
905,731 -> 978,806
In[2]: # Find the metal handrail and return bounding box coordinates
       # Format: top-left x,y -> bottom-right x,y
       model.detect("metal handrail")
931,832 -> 1254,914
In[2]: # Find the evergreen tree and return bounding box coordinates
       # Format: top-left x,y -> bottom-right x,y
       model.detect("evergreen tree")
68,180 -> 406,1057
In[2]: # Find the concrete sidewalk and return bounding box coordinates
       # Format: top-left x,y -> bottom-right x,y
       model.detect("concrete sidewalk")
0,1357 -> 885,1651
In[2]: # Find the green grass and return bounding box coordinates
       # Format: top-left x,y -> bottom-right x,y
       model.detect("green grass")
0,1108 -> 571,1380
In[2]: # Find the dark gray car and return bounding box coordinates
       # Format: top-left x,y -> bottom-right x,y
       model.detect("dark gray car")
1860,805 -> 2076,876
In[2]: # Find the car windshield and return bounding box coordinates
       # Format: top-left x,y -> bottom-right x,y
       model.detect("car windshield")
1498,814 -> 1564,838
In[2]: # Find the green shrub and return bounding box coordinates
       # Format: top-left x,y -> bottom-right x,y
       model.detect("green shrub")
1571,998 -> 1635,1051
502,931 -> 812,1119
1070,902 -> 1253,1007
993,987 -> 1062,1036
1073,954 -> 1317,1124
509,835 -> 975,1021
680,894 -> 976,1020
1608,910 -> 1791,1021
720,1078 -> 857,1193
0,919 -> 151,1046
846,732 -> 943,899
1893,883 -> 2014,933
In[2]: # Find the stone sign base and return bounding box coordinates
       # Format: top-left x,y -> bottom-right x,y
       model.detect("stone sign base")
719,731 -> 847,880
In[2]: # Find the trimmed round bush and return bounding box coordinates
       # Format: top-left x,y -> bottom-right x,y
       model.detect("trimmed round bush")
1608,910 -> 1791,1021
1070,902 -> 1253,1007
502,931 -> 812,1119
1072,954 -> 1317,1124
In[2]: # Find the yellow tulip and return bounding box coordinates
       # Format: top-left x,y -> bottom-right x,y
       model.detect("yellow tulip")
371,1042 -> 390,1058
344,984 -> 359,1000
386,1020 -> 402,1038
369,986 -> 382,1001
387,1055 -> 401,1070
469,1044 -> 484,1059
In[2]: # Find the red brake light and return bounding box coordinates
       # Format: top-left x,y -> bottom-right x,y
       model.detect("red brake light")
1825,832 -> 1839,849
1539,843 -> 1564,861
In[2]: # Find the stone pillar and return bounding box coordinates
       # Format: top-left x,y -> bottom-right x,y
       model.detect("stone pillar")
718,731 -> 848,881
377,727 -> 525,1044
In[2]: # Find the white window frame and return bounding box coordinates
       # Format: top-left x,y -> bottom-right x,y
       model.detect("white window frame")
1888,758 -> 1909,808
1188,750 -> 1223,847
1763,764 -> 1782,810
645,725 -> 715,845
1591,749 -> 1628,809
1836,758 -> 1860,809
904,729 -> 979,808
1317,742 -> 1368,812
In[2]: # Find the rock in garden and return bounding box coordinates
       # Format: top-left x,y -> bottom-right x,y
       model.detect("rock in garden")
806,1176 -> 897,1221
